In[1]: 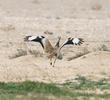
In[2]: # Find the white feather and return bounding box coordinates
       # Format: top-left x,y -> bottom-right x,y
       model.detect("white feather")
72,38 -> 80,44
42,38 -> 47,47
39,36 -> 42,38
28,36 -> 37,41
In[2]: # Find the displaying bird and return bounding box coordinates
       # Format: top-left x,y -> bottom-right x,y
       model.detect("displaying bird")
24,35 -> 84,67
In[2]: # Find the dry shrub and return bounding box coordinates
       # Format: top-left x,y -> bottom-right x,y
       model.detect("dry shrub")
98,44 -> 110,51
9,49 -> 27,59
0,24 -> 15,32
67,48 -> 90,61
44,30 -> 53,35
32,0 -> 39,4
9,48 -> 43,59
91,4 -> 102,11
56,17 -> 61,19
28,49 -> 43,57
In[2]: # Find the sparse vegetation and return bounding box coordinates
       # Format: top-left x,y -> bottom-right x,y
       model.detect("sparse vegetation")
28,49 -> 43,57
9,49 -> 27,59
0,24 -> 15,32
67,48 -> 90,61
63,76 -> 110,91
9,48 -> 43,59
91,4 -> 102,11
44,30 -> 53,35
0,76 -> 110,100
32,0 -> 39,4
98,44 -> 110,52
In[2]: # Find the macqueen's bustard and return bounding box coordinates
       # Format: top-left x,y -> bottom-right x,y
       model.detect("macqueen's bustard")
24,35 -> 84,67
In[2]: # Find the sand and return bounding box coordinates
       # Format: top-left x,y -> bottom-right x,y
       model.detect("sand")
0,0 -> 110,83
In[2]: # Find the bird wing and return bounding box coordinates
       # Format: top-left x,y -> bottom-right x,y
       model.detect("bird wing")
24,35 -> 54,51
24,35 -> 43,42
59,38 -> 84,51
24,35 -> 45,49
54,36 -> 61,49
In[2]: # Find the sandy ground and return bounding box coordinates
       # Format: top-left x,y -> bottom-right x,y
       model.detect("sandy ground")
0,0 -> 110,83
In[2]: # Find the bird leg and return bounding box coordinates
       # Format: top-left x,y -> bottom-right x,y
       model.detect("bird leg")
50,58 -> 52,65
52,57 -> 57,67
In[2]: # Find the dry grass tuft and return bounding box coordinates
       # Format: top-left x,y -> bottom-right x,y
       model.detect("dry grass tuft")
9,49 -> 27,59
98,44 -> 110,51
91,4 -> 102,11
44,30 -> 53,35
9,48 -> 43,59
32,0 -> 39,4
28,49 -> 43,57
67,48 -> 90,61
0,24 -> 15,32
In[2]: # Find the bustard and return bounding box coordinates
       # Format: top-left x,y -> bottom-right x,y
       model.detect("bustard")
24,35 -> 84,67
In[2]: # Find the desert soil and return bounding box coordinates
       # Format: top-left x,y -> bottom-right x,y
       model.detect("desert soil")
0,0 -> 110,83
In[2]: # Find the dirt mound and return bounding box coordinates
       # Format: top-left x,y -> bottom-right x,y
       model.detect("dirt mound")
0,0 -> 110,83
0,51 -> 109,83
